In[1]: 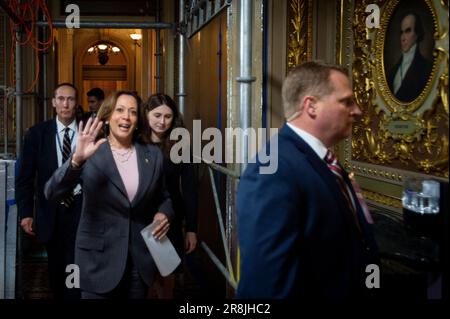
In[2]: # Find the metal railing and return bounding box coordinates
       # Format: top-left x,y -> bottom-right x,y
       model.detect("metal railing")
0,159 -> 17,299
186,0 -> 231,38
196,155 -> 239,290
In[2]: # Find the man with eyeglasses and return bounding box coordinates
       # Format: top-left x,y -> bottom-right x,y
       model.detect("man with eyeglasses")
16,83 -> 82,299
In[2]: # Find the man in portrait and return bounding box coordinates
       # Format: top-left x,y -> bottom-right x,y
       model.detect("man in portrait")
387,11 -> 432,102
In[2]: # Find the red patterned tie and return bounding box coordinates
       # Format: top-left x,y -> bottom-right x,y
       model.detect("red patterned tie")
325,150 -> 361,232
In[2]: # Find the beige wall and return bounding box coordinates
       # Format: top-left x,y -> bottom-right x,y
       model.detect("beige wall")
267,0 -> 287,130
185,13 -> 228,133
184,10 -> 229,295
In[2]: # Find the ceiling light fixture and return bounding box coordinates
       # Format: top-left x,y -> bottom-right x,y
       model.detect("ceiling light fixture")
87,43 -> 121,65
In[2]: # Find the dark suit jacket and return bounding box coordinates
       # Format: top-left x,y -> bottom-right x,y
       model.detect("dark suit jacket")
236,124 -> 379,298
81,111 -> 96,124
15,119 -> 61,243
44,142 -> 174,294
163,159 -> 198,255
388,47 -> 432,102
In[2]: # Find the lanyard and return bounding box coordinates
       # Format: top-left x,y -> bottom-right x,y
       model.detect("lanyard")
56,127 -> 75,157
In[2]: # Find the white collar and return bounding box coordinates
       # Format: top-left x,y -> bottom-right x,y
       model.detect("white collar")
402,43 -> 417,66
56,117 -> 77,133
286,123 -> 328,159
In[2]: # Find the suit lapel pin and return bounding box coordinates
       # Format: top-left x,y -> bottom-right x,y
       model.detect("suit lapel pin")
145,158 -> 149,164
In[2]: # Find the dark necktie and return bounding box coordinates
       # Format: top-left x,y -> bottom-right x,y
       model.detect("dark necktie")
324,150 -> 361,232
61,127 -> 74,207
62,127 -> 72,163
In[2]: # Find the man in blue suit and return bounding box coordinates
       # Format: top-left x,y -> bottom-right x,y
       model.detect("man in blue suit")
16,83 -> 82,299
236,61 -> 379,298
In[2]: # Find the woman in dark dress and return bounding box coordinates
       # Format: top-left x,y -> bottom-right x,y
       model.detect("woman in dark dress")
141,93 -> 198,298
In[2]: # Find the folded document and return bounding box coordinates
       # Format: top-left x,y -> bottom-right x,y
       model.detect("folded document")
141,221 -> 181,277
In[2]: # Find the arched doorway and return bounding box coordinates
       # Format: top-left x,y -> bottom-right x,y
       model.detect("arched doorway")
80,40 -> 128,110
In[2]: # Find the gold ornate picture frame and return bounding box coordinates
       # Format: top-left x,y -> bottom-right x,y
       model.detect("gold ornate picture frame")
348,0 -> 448,184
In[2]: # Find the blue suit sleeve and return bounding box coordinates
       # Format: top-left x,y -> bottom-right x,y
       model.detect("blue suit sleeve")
236,158 -> 301,298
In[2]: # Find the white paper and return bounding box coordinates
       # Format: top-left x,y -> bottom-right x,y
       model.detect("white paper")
140,221 -> 181,277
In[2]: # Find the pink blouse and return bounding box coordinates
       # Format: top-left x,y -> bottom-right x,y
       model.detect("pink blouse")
111,146 -> 139,202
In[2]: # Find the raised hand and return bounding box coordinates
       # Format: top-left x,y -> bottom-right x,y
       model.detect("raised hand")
72,117 -> 107,165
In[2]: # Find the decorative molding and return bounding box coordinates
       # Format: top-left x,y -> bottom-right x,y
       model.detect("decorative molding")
338,0 -> 448,212
337,0 -> 353,67
82,65 -> 127,80
287,0 -> 313,69
350,0 -> 449,179
335,0 -> 354,158
362,189 -> 403,209
347,0 -> 449,177
348,163 -> 404,182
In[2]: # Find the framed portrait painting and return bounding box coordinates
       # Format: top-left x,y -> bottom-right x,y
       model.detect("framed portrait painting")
346,0 -> 448,191
383,0 -> 436,104
375,0 -> 443,113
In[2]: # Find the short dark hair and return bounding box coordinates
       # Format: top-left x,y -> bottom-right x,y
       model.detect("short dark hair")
401,11 -> 425,43
282,61 -> 348,120
87,87 -> 105,101
54,83 -> 78,99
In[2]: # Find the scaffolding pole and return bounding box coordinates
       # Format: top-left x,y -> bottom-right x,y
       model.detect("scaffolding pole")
35,20 -> 173,29
42,13 -> 48,121
236,0 -> 255,174
2,12 -> 8,155
177,0 -> 186,115
15,25 -> 22,158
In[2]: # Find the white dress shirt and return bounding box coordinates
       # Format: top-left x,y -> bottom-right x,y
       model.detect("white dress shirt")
55,117 -> 81,194
393,43 -> 417,94
286,123 -> 328,160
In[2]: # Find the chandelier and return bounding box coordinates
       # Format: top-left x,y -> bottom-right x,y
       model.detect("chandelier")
87,43 -> 121,65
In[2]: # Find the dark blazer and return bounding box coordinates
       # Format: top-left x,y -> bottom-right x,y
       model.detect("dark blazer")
236,124 -> 379,298
44,142 -> 174,294
163,159 -> 198,254
15,119 -> 60,243
81,111 -> 96,124
387,47 -> 432,102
